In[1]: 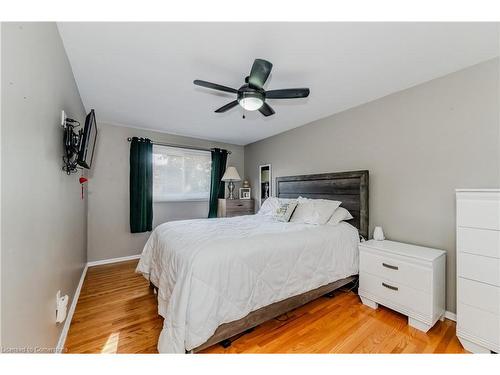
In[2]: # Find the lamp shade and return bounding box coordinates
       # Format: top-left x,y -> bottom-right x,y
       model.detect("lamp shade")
221,166 -> 241,181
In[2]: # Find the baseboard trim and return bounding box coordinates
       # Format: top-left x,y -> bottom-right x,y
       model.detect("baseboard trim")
56,264 -> 88,353
444,310 -> 457,322
86,254 -> 141,267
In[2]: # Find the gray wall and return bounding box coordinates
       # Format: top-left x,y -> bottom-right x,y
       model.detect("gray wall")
1,23 -> 87,350
244,58 -> 500,313
87,122 -> 244,262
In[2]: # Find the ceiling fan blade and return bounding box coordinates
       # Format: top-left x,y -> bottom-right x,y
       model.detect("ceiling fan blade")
215,100 -> 239,113
258,102 -> 275,117
265,88 -> 310,99
193,80 -> 238,94
248,59 -> 273,89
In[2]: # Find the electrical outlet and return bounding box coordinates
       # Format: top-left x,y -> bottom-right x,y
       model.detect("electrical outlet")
55,290 -> 68,323
56,290 -> 61,321
61,110 -> 66,127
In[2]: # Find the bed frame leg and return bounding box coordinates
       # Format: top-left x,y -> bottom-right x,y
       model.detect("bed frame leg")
220,339 -> 232,348
219,327 -> 255,349
324,291 -> 336,298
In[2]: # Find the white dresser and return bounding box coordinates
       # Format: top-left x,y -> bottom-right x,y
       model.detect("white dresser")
456,189 -> 500,353
358,240 -> 446,332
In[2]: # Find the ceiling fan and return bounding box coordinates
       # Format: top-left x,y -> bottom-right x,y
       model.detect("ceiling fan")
193,59 -> 310,117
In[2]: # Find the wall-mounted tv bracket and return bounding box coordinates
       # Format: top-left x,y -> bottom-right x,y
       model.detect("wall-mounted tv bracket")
61,110 -> 82,175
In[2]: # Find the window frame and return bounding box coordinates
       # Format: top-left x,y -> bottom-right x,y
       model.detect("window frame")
152,144 -> 212,203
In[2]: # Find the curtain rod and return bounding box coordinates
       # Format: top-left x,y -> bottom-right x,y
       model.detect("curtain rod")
126,137 -> 231,154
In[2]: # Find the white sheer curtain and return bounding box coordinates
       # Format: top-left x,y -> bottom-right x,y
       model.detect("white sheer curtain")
153,145 -> 212,202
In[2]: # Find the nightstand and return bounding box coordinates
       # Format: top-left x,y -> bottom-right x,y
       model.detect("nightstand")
358,239 -> 446,332
217,199 -> 254,218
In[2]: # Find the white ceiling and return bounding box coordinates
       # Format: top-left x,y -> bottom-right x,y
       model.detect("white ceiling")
58,22 -> 499,145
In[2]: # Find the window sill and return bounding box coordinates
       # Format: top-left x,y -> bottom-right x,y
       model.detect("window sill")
154,199 -> 209,203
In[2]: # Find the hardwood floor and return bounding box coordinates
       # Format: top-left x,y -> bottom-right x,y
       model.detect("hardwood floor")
65,260 -> 162,353
64,260 -> 466,354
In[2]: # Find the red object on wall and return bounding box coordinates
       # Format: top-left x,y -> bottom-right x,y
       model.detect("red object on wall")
79,177 -> 88,199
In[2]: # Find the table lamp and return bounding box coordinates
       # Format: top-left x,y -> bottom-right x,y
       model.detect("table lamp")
221,167 -> 241,199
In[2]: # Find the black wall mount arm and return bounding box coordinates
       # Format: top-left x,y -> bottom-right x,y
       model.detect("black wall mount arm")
61,115 -> 82,175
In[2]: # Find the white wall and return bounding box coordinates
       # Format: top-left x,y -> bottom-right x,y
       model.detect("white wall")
244,58 -> 500,313
1,23 -> 87,351
0,20 -> 3,350
87,122 -> 245,262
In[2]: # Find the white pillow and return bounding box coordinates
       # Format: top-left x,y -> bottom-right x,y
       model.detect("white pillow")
290,197 -> 341,225
257,197 -> 296,216
327,207 -> 354,225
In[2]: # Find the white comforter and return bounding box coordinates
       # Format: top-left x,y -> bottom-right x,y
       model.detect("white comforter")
136,215 -> 359,353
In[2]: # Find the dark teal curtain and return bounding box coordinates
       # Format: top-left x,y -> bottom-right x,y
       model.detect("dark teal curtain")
208,148 -> 228,218
130,137 -> 153,233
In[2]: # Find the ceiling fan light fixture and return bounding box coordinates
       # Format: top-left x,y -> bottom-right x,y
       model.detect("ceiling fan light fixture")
237,91 -> 264,111
194,58 -> 310,117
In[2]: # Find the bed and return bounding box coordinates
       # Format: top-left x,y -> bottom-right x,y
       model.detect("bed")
136,170 -> 369,353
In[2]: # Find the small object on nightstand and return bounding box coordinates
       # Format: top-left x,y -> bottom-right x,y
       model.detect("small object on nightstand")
218,198 -> 254,218
239,188 -> 251,199
373,226 -> 385,241
358,239 -> 446,333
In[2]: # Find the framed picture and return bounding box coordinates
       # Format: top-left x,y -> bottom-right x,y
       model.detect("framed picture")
239,188 -> 251,199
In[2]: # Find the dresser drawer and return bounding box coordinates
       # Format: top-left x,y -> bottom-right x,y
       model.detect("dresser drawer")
457,227 -> 500,259
457,196 -> 500,230
458,302 -> 500,347
359,250 -> 432,293
359,272 -> 431,318
458,277 -> 500,315
226,199 -> 254,209
458,252 -> 500,287
218,199 -> 254,217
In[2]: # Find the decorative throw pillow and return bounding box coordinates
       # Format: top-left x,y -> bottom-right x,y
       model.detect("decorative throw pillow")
258,197 -> 296,216
327,207 -> 354,225
290,197 -> 341,225
274,201 -> 298,222
257,197 -> 280,215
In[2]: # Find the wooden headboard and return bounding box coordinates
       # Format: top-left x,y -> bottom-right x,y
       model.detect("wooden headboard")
276,170 -> 369,239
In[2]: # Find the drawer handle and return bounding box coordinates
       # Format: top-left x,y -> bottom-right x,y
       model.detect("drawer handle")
382,263 -> 399,270
382,282 -> 398,291
237,204 -> 243,207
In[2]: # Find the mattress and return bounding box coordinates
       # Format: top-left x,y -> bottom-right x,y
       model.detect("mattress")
136,214 -> 359,353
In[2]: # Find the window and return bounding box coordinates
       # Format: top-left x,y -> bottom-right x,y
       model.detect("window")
153,145 -> 212,202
